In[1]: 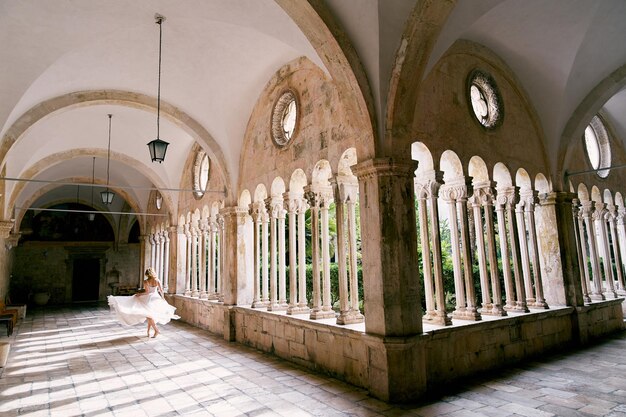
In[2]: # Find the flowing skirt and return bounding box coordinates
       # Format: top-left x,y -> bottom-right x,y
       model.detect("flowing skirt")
107,292 -> 180,326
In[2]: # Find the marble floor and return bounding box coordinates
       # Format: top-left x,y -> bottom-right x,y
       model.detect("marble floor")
0,305 -> 625,417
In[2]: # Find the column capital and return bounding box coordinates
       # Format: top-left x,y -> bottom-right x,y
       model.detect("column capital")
414,175 -> 443,199
469,184 -> 495,207
353,158 -> 417,180
335,175 -> 359,204
495,185 -> 519,208
220,206 -> 249,226
439,178 -> 469,202
617,207 -> 625,225
518,189 -> 539,209
580,200 -> 595,216
538,191 -> 558,206
0,220 -> 15,239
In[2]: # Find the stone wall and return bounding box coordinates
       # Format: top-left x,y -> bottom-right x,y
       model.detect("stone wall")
169,295 -> 624,401
12,241 -> 140,304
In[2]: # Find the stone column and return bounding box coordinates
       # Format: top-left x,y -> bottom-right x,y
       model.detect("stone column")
218,215 -> 225,303
495,187 -> 517,311
163,227 -> 172,293
176,224 -> 188,294
606,204 -> 625,295
469,188 -> 493,314
261,206 -> 270,306
220,206 -> 252,306
415,174 -> 450,325
501,187 -> 528,312
415,178 -> 436,322
250,203 -> 263,308
336,177 -> 364,324
266,197 -> 279,310
616,207 -> 626,293
158,231 -> 166,287
594,201 -> 617,298
319,188 -> 335,318
297,197 -> 309,311
573,199 -> 592,303
184,223 -> 193,297
277,201 -> 288,309
285,193 -> 302,314
515,196 -> 535,305
581,201 -> 604,300
522,191 -> 548,308
209,217 -> 218,300
198,219 -> 208,299
306,189 -> 322,318
191,220 -> 199,297
353,158 -> 426,402
150,234 -> 157,271
140,234 -> 151,288
457,180 -> 480,319
535,192 -> 585,307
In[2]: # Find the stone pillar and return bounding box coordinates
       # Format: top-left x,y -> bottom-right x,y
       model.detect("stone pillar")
515,195 -> 535,305
495,187 -> 516,311
606,204 -> 625,295
415,179 -> 435,322
191,220 -> 199,297
184,223 -> 193,297
522,191 -> 548,308
469,187 -> 493,314
175,224 -> 188,294
163,227 -> 172,293
150,234 -> 157,271
415,174 -> 450,325
353,158 -> 426,402
198,219 -> 208,299
594,201 -> 617,298
285,193 -> 302,314
457,180 -> 480,319
573,199 -> 592,303
266,197 -> 279,310
297,197 -> 309,311
220,206 -> 252,306
335,177 -> 363,324
535,192 -> 586,307
250,203 -> 263,308
217,215 -> 225,303
616,207 -> 626,293
209,217 -> 219,300
277,201 -> 288,309
319,188 -> 335,318
500,187 -> 528,312
140,234 -> 151,288
581,201 -> 604,300
158,231 -> 165,287
261,207 -> 270,305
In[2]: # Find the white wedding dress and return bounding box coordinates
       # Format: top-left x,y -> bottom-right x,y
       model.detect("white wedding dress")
107,283 -> 180,326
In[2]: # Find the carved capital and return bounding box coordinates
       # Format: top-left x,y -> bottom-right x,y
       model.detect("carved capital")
439,183 -> 467,202
219,206 -> 249,226
470,185 -> 494,207
414,178 -> 441,199
0,220 -> 14,239
580,200 -> 595,218
495,185 -> 519,209
5,232 -> 20,250
335,175 -> 359,204
352,158 -> 417,180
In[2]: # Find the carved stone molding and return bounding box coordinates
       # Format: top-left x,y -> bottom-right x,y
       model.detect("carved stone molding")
0,220 -> 15,239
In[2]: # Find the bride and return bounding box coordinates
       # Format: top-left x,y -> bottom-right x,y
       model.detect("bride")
108,267 -> 180,337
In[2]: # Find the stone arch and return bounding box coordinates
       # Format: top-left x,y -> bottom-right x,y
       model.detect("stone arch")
338,148 -> 358,177
178,215 -> 186,227
603,189 -> 614,205
468,156 -> 490,184
493,162 -> 513,188
577,183 -> 590,202
311,160 -> 332,187
615,192 -> 624,208
411,141 -> 435,178
276,0 -> 376,159
440,150 -> 464,182
559,62 -> 626,187
386,1 -> 457,154
289,169 -> 308,194
515,168 -> 533,191
254,184 -> 268,203
7,148 -> 175,223
0,90 -> 234,203
239,189 -> 252,209
535,173 -> 551,194
211,201 -> 221,217
202,204 -> 210,220
271,177 -> 286,197
591,186 -> 602,203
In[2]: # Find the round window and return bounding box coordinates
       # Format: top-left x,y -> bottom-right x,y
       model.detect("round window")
467,70 -> 503,129
193,151 -> 210,199
272,90 -> 298,146
583,116 -> 611,178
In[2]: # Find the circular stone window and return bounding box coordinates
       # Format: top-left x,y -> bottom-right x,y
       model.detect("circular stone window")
583,115 -> 611,178
192,151 -> 210,199
467,70 -> 503,129
272,90 -> 298,146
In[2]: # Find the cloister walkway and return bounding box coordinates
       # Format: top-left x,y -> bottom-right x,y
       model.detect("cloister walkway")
0,305 -> 625,417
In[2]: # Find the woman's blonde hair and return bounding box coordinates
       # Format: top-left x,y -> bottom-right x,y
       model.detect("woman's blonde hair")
144,267 -> 157,280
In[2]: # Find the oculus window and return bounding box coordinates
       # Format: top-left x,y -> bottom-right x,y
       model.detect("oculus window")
193,151 -> 210,199
272,90 -> 298,147
584,116 -> 611,178
467,70 -> 503,129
